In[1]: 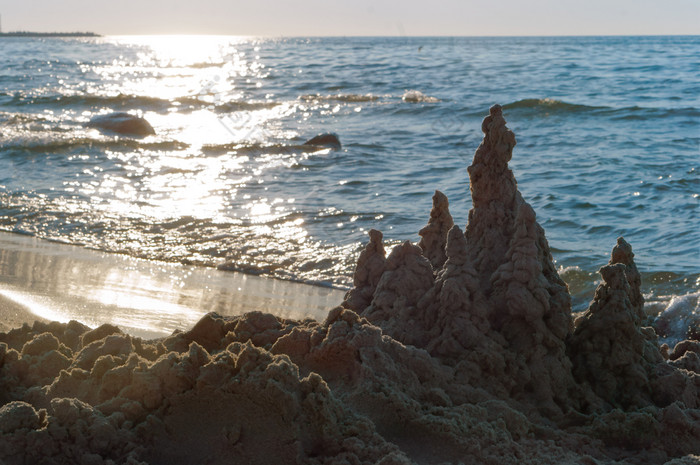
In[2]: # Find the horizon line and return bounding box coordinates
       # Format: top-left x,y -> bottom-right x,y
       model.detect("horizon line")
2,31 -> 699,38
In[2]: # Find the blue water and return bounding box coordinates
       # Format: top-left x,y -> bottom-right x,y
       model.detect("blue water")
0,35 -> 698,318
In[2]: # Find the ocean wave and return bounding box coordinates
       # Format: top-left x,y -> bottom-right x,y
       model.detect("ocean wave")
3,92 -> 203,113
503,98 -> 602,113
300,90 -> 443,105
203,142 -> 286,154
653,291 -> 700,346
607,106 -> 700,120
213,101 -> 281,113
0,136 -> 189,153
558,265 -> 599,310
0,112 -> 50,125
201,141 -> 330,156
503,98 -> 700,119
190,61 -> 226,69
299,93 -> 383,103
1,92 -> 292,116
0,195 -> 358,288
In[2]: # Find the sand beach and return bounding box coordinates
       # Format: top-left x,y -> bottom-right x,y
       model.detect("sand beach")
0,294 -> 45,334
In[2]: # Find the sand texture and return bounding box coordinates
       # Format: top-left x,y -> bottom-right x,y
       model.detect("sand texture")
1,105 -> 699,465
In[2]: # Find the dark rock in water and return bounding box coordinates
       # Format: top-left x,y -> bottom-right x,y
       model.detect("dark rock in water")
85,112 -> 155,137
302,133 -> 341,150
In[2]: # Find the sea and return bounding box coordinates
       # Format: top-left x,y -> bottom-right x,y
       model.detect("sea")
0,35 -> 698,335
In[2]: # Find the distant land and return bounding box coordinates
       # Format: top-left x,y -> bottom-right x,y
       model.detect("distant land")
0,31 -> 100,37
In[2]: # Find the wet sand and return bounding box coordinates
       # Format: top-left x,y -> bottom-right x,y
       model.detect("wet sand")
0,231 -> 344,338
0,293 -> 47,333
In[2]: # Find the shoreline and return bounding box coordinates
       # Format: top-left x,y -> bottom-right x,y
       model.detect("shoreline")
0,293 -> 47,333
0,230 -> 344,338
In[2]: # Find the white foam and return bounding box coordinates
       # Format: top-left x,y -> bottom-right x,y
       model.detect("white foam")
654,291 -> 700,346
401,89 -> 440,103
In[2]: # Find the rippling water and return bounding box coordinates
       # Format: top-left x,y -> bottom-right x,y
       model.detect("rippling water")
0,35 -> 698,319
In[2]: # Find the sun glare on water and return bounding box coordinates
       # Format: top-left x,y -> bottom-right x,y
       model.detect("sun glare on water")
80,35 -> 310,237
110,35 -> 252,67
56,33 -> 331,276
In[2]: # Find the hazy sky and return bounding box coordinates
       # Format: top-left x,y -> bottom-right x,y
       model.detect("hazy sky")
1,0 -> 698,36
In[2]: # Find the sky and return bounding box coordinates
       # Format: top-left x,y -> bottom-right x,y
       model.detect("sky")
1,0 -> 699,36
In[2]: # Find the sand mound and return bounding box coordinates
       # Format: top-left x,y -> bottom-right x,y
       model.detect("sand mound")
1,106 -> 699,465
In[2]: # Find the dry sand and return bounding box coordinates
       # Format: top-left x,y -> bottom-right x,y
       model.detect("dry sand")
1,106 -> 698,465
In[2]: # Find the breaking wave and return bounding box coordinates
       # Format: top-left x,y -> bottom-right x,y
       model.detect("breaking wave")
299,93 -> 383,103
0,92 -> 281,115
0,136 -> 189,153
503,98 -> 700,119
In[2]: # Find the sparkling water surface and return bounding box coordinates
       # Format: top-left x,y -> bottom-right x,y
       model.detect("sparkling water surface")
0,35 -> 698,316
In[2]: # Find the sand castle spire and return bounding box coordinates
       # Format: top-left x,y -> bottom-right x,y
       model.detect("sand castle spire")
342,229 -> 387,312
568,262 -> 663,409
360,240 -> 435,346
424,224 -> 494,356
465,104 -> 522,289
567,239 -> 671,410
342,106 -> 580,415
418,190 -> 454,271
609,236 -> 645,324
464,107 -> 575,413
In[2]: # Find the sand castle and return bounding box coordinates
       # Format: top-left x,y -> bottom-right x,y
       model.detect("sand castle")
1,105 -> 698,465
